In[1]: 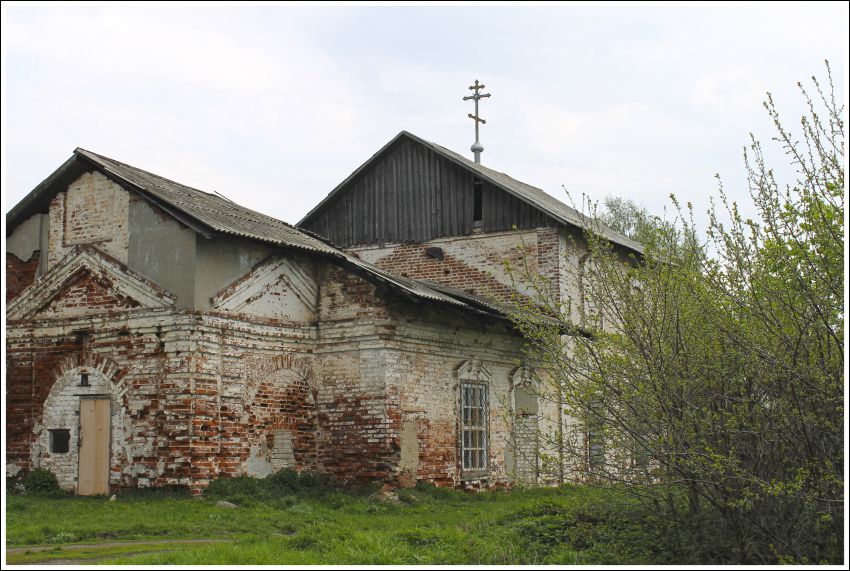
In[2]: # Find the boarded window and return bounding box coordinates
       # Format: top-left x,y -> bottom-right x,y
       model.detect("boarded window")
49,429 -> 71,454
461,383 -> 488,472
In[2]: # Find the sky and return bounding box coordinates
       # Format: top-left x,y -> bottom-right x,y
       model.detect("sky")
2,2 -> 847,234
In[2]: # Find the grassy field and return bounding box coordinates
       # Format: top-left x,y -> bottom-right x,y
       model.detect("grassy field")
5,482 -> 659,565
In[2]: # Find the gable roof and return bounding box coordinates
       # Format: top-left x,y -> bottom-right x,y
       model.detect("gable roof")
5,148 -> 518,323
298,131 -> 644,255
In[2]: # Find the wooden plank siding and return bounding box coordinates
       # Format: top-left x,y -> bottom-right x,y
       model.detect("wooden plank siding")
303,138 -> 558,247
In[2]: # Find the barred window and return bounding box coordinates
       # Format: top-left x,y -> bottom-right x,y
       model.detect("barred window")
461,383 -> 488,472
586,398 -> 605,469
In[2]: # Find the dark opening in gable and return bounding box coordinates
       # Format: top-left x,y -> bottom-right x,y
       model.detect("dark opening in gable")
473,178 -> 483,224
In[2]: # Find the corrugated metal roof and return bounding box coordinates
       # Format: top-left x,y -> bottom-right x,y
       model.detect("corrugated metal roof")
298,131 -> 644,255
13,148 -> 513,321
75,148 -> 340,256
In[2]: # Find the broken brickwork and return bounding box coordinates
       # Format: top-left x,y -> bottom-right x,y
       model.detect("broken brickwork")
350,227 -> 580,309
6,244 -> 530,492
6,162 -> 556,495
6,252 -> 40,303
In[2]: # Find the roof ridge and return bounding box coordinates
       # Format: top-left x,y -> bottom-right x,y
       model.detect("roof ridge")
296,130 -> 642,254
75,147 -> 308,233
412,135 -> 644,254
75,147 -> 219,198
9,146 -> 526,325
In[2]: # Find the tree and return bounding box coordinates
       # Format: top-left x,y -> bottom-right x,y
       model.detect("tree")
507,63 -> 844,563
598,195 -> 670,246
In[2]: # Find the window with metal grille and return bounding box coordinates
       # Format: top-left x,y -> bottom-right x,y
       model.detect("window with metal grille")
586,398 -> 605,469
49,429 -> 70,454
461,382 -> 488,472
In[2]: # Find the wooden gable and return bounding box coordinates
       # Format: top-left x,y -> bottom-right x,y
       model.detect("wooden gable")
300,134 -> 557,247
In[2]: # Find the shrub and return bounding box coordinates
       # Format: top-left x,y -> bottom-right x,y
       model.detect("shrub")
117,484 -> 193,501
414,481 -> 460,500
205,469 -> 337,504
22,469 -> 65,497
510,500 -> 656,564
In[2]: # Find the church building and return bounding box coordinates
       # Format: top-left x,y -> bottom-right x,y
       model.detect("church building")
5,129 -> 640,495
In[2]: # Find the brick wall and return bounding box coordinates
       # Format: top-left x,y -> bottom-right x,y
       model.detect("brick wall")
48,171 -> 131,269
6,251 -> 40,303
349,228 -> 566,305
381,307 -> 525,488
7,221 -> 539,493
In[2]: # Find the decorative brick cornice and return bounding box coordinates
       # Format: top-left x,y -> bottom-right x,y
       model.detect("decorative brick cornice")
6,245 -> 175,321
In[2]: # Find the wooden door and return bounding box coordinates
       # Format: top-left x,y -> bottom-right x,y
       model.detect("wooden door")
78,398 -> 110,495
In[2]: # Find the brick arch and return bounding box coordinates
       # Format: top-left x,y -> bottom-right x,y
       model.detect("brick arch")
238,353 -> 318,476
244,352 -> 316,403
45,352 -> 129,397
36,359 -> 129,492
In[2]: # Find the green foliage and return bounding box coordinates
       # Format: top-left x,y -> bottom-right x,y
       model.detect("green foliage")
599,195 -> 679,247
511,502 -> 655,563
204,469 -> 337,505
412,480 -> 468,501
505,63 -> 844,564
22,469 -> 66,497
8,483 -> 660,564
114,484 -> 193,501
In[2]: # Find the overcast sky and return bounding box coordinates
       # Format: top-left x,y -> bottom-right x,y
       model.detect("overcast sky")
2,2 -> 847,233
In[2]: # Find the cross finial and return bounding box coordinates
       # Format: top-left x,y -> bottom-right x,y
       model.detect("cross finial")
463,79 -> 491,164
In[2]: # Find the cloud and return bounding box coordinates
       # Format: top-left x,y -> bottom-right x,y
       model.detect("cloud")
690,69 -> 766,110
2,3 -> 845,232
1,5 -> 379,221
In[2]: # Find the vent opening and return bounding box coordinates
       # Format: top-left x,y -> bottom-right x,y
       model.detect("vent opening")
473,178 -> 483,225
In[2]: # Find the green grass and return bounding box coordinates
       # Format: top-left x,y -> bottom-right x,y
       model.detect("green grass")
6,483 -> 659,565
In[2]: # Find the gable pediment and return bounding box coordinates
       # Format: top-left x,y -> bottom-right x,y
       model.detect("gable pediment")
6,245 -> 175,321
211,255 -> 318,321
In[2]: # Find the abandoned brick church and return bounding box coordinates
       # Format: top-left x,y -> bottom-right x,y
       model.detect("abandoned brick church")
5,131 -> 642,494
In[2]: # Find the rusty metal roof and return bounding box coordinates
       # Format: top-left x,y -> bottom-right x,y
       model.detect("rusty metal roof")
299,131 -> 644,255
6,147 -> 517,322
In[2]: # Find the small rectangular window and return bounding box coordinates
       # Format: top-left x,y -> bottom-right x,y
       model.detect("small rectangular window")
472,179 -> 483,223
49,429 -> 71,454
460,383 -> 488,472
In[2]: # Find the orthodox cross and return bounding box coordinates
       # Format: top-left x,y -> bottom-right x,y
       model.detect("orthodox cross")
463,79 -> 491,164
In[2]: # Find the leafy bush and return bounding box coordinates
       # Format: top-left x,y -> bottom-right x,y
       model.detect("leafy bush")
205,469 -> 337,504
268,468 -> 335,496
413,481 -> 461,500
116,485 -> 193,501
510,500 -> 656,564
506,65 -> 844,563
6,477 -> 27,495
22,469 -> 66,497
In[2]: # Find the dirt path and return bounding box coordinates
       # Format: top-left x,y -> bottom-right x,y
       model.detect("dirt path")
7,538 -> 227,555
6,538 -> 229,564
